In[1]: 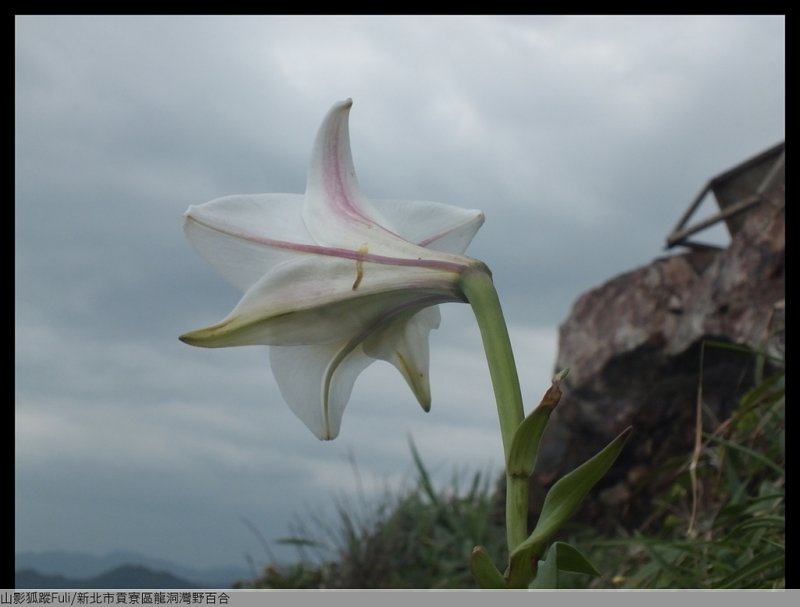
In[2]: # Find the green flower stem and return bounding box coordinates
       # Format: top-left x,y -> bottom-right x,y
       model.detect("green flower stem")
460,263 -> 528,552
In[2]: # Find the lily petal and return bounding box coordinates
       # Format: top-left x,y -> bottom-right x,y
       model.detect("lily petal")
373,199 -> 484,254
184,193 -> 309,291
179,255 -> 463,348
270,343 -> 373,440
363,306 -> 441,412
270,305 -> 440,439
303,99 -> 395,250
303,99 -> 469,268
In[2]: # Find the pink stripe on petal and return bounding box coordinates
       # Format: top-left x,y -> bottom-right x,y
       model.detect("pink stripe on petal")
185,214 -> 468,274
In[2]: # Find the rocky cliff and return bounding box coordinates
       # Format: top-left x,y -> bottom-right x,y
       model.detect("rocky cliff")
529,182 -> 784,531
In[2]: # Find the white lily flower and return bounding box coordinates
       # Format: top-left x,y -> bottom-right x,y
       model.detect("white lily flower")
181,99 -> 484,440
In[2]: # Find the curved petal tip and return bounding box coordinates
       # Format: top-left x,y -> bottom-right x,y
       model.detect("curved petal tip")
329,98 -> 353,114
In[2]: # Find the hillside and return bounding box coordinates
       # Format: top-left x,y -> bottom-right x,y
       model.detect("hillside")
15,564 -> 200,589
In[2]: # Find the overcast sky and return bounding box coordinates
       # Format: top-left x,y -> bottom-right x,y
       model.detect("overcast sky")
15,15 -> 785,573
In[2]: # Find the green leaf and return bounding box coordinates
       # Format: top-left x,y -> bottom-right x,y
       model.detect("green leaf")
549,541 -> 601,576
408,436 -> 440,506
703,432 -> 784,476
727,516 -> 785,535
716,548 -> 784,588
275,537 -> 326,548
739,372 -> 784,409
507,406 -> 552,478
529,542 -> 601,589
469,545 -> 507,589
529,551 -> 556,589
506,426 -> 632,588
507,369 -> 568,478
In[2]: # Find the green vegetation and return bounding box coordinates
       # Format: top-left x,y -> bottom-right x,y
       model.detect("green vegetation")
237,348 -> 784,589
573,349 -> 785,590
237,441 -> 507,589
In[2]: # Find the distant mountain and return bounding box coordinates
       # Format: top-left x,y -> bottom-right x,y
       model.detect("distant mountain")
15,551 -> 253,588
15,565 -> 199,589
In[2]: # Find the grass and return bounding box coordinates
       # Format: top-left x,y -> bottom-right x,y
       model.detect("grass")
562,346 -> 785,589
236,440 -> 506,589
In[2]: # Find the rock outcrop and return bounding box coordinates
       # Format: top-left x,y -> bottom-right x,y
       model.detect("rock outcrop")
529,182 -> 784,531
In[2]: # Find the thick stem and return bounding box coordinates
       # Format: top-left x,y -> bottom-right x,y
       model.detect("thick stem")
460,263 -> 528,552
